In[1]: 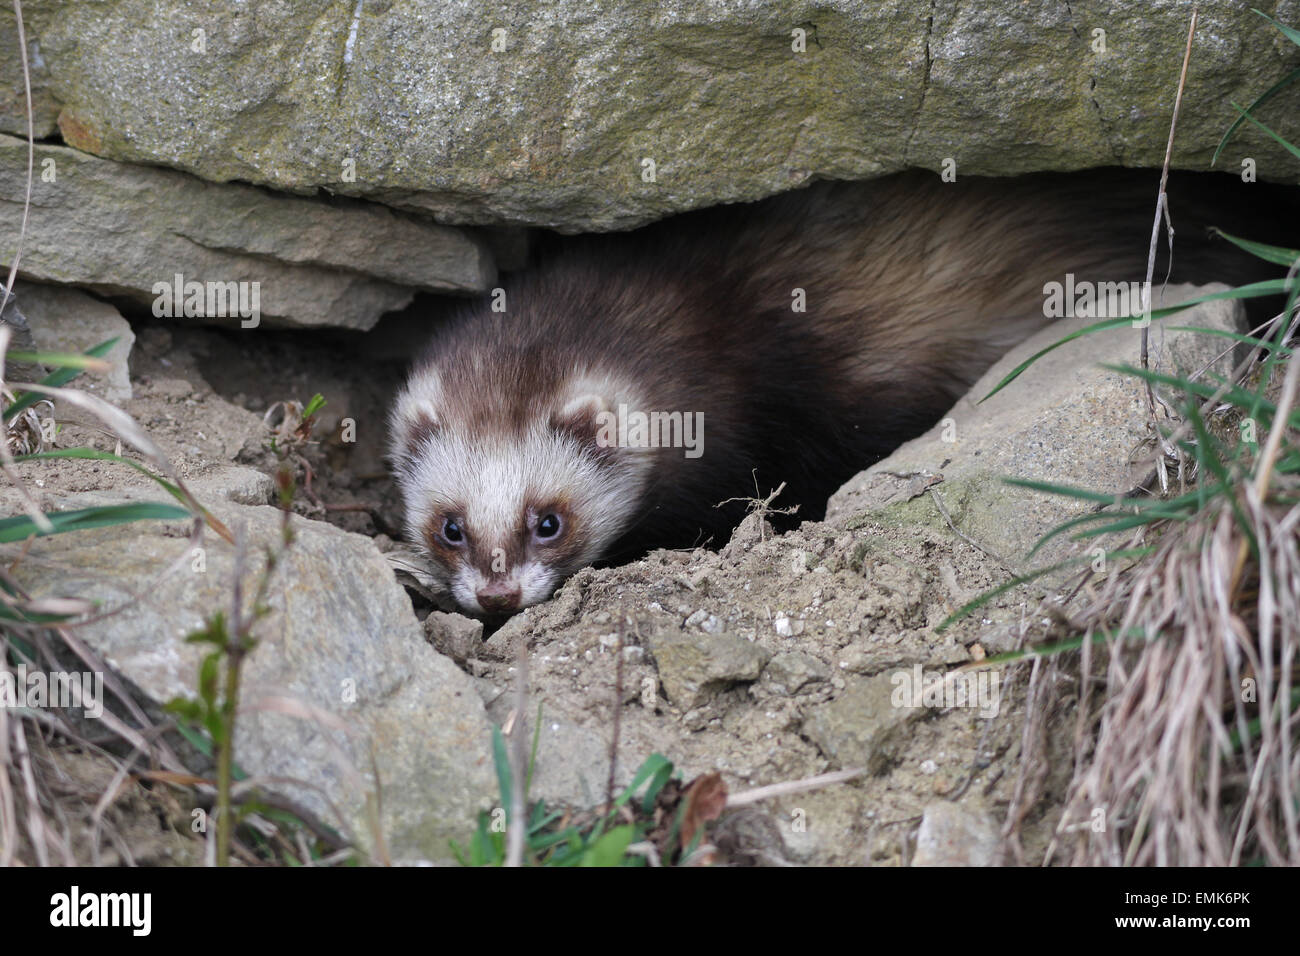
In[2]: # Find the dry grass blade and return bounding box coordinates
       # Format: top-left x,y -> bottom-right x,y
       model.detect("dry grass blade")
12,718 -> 50,865
506,637 -> 529,868
725,768 -> 865,808
5,378 -> 234,542
1231,344 -> 1300,593
1,0 -> 34,316
9,381 -> 176,481
1037,382 -> 1300,866
0,327 -> 55,535
0,666 -> 17,867
1140,6 -> 1198,448
1,0 -> 234,869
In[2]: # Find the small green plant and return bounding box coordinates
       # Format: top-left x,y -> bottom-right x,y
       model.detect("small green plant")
164,396 -> 324,866
453,721 -> 715,867
165,473 -> 294,867
166,612 -> 258,867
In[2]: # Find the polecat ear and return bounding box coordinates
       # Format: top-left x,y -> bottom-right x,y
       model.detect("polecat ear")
550,392 -> 613,449
390,397 -> 441,477
405,407 -> 440,449
396,398 -> 440,449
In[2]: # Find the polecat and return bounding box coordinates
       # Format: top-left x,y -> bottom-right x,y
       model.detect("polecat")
390,169 -> 1285,616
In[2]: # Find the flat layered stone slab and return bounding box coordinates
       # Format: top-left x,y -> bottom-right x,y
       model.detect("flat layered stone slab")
0,136 -> 494,329
3,2 -> 1296,232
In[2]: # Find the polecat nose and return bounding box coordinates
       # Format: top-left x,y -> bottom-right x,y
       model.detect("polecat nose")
477,582 -> 521,614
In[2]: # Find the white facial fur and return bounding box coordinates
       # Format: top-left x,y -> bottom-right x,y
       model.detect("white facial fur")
390,367 -> 652,615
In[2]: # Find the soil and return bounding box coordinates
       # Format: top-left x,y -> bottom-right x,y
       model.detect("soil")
14,298 -> 1076,866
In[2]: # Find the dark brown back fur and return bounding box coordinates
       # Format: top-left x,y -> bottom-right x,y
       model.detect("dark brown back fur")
410,169 -> 1292,562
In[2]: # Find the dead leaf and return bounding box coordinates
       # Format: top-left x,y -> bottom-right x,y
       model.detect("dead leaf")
679,772 -> 728,851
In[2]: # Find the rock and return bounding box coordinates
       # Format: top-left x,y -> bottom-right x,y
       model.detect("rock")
827,285 -> 1245,567
1,287 -> 47,387
7,499 -> 496,863
772,614 -> 805,637
424,610 -> 484,665
16,282 -> 134,402
722,512 -> 776,558
761,651 -> 829,694
645,627 -> 770,710
912,802 -> 1004,866
118,371 -> 267,476
711,807 -> 796,866
0,23 -> 60,137
186,466 -> 274,506
480,704 -> 635,810
684,609 -> 723,633
802,671 -> 922,773
0,135 -> 493,330
4,3 -> 1296,231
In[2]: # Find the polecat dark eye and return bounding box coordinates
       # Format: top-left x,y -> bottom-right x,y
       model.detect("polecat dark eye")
442,517 -> 465,544
536,513 -> 562,540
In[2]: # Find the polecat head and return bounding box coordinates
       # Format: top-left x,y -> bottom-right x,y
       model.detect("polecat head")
389,363 -> 652,617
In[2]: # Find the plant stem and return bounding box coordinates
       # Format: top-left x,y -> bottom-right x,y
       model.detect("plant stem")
216,628 -> 249,867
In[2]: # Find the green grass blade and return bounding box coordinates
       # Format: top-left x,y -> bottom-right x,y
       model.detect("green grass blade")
302,393 -> 327,419
936,548 -> 1153,633
3,338 -> 118,421
1022,510 -> 1157,561
1212,65 -> 1300,165
1227,102 -> 1300,162
3,350 -> 113,370
491,725 -> 513,819
530,825 -> 583,853
1002,477 -> 1132,506
641,760 -> 676,814
979,280 -> 1293,403
1253,279 -> 1300,425
1167,325 -> 1293,357
1072,511 -> 1192,542
1207,228 -> 1300,267
1100,363 -> 1277,417
13,448 -> 231,539
0,502 -> 191,542
1252,7 -> 1300,49
0,602 -> 84,624
1184,398 -> 1259,558
579,825 -> 636,867
980,316 -> 1133,403
1006,477 -> 1214,517
613,753 -> 673,809
14,448 -> 187,500
170,721 -> 250,782
528,806 -> 563,836
977,626 -> 1160,665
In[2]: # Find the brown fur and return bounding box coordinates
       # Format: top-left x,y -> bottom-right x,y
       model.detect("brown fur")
395,168 -> 1290,582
